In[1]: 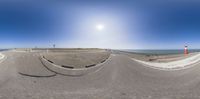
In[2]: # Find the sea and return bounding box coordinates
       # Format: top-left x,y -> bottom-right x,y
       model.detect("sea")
0,49 -> 9,52
121,49 -> 200,55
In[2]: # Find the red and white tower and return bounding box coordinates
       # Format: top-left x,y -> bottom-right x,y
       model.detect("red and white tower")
184,46 -> 188,55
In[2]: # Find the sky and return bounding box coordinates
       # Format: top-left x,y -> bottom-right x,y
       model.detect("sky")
0,0 -> 200,49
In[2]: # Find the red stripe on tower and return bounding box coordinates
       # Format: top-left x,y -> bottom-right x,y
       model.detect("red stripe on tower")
184,46 -> 188,55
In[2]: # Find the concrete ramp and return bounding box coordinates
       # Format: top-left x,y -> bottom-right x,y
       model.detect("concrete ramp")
0,53 -> 4,60
132,53 -> 200,70
40,55 -> 109,76
0,53 -> 5,63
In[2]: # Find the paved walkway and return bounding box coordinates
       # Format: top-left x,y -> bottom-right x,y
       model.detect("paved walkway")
132,53 -> 200,70
0,51 -> 200,99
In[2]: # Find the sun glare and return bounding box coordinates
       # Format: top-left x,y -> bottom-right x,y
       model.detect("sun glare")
96,24 -> 104,31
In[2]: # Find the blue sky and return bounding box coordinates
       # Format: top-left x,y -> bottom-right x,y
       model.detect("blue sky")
0,1 -> 200,49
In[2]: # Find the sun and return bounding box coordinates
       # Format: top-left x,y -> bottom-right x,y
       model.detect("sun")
96,24 -> 104,31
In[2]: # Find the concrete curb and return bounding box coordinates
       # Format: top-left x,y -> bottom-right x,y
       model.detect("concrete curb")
132,59 -> 200,71
0,53 -> 6,64
132,52 -> 200,71
40,55 -> 110,76
0,53 -> 5,61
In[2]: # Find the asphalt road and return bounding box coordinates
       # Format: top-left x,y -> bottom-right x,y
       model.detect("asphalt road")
0,51 -> 200,99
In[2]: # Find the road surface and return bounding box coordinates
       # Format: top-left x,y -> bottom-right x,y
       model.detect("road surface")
0,51 -> 200,99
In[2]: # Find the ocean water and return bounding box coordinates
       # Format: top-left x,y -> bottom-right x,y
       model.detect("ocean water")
122,49 -> 200,55
0,49 -> 9,52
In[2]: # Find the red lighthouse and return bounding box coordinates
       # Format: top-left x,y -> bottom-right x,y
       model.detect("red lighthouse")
184,46 -> 189,55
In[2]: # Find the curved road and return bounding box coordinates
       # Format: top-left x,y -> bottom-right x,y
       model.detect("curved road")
0,51 -> 200,99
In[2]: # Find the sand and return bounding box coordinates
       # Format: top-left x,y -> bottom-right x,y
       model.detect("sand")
42,49 -> 111,68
